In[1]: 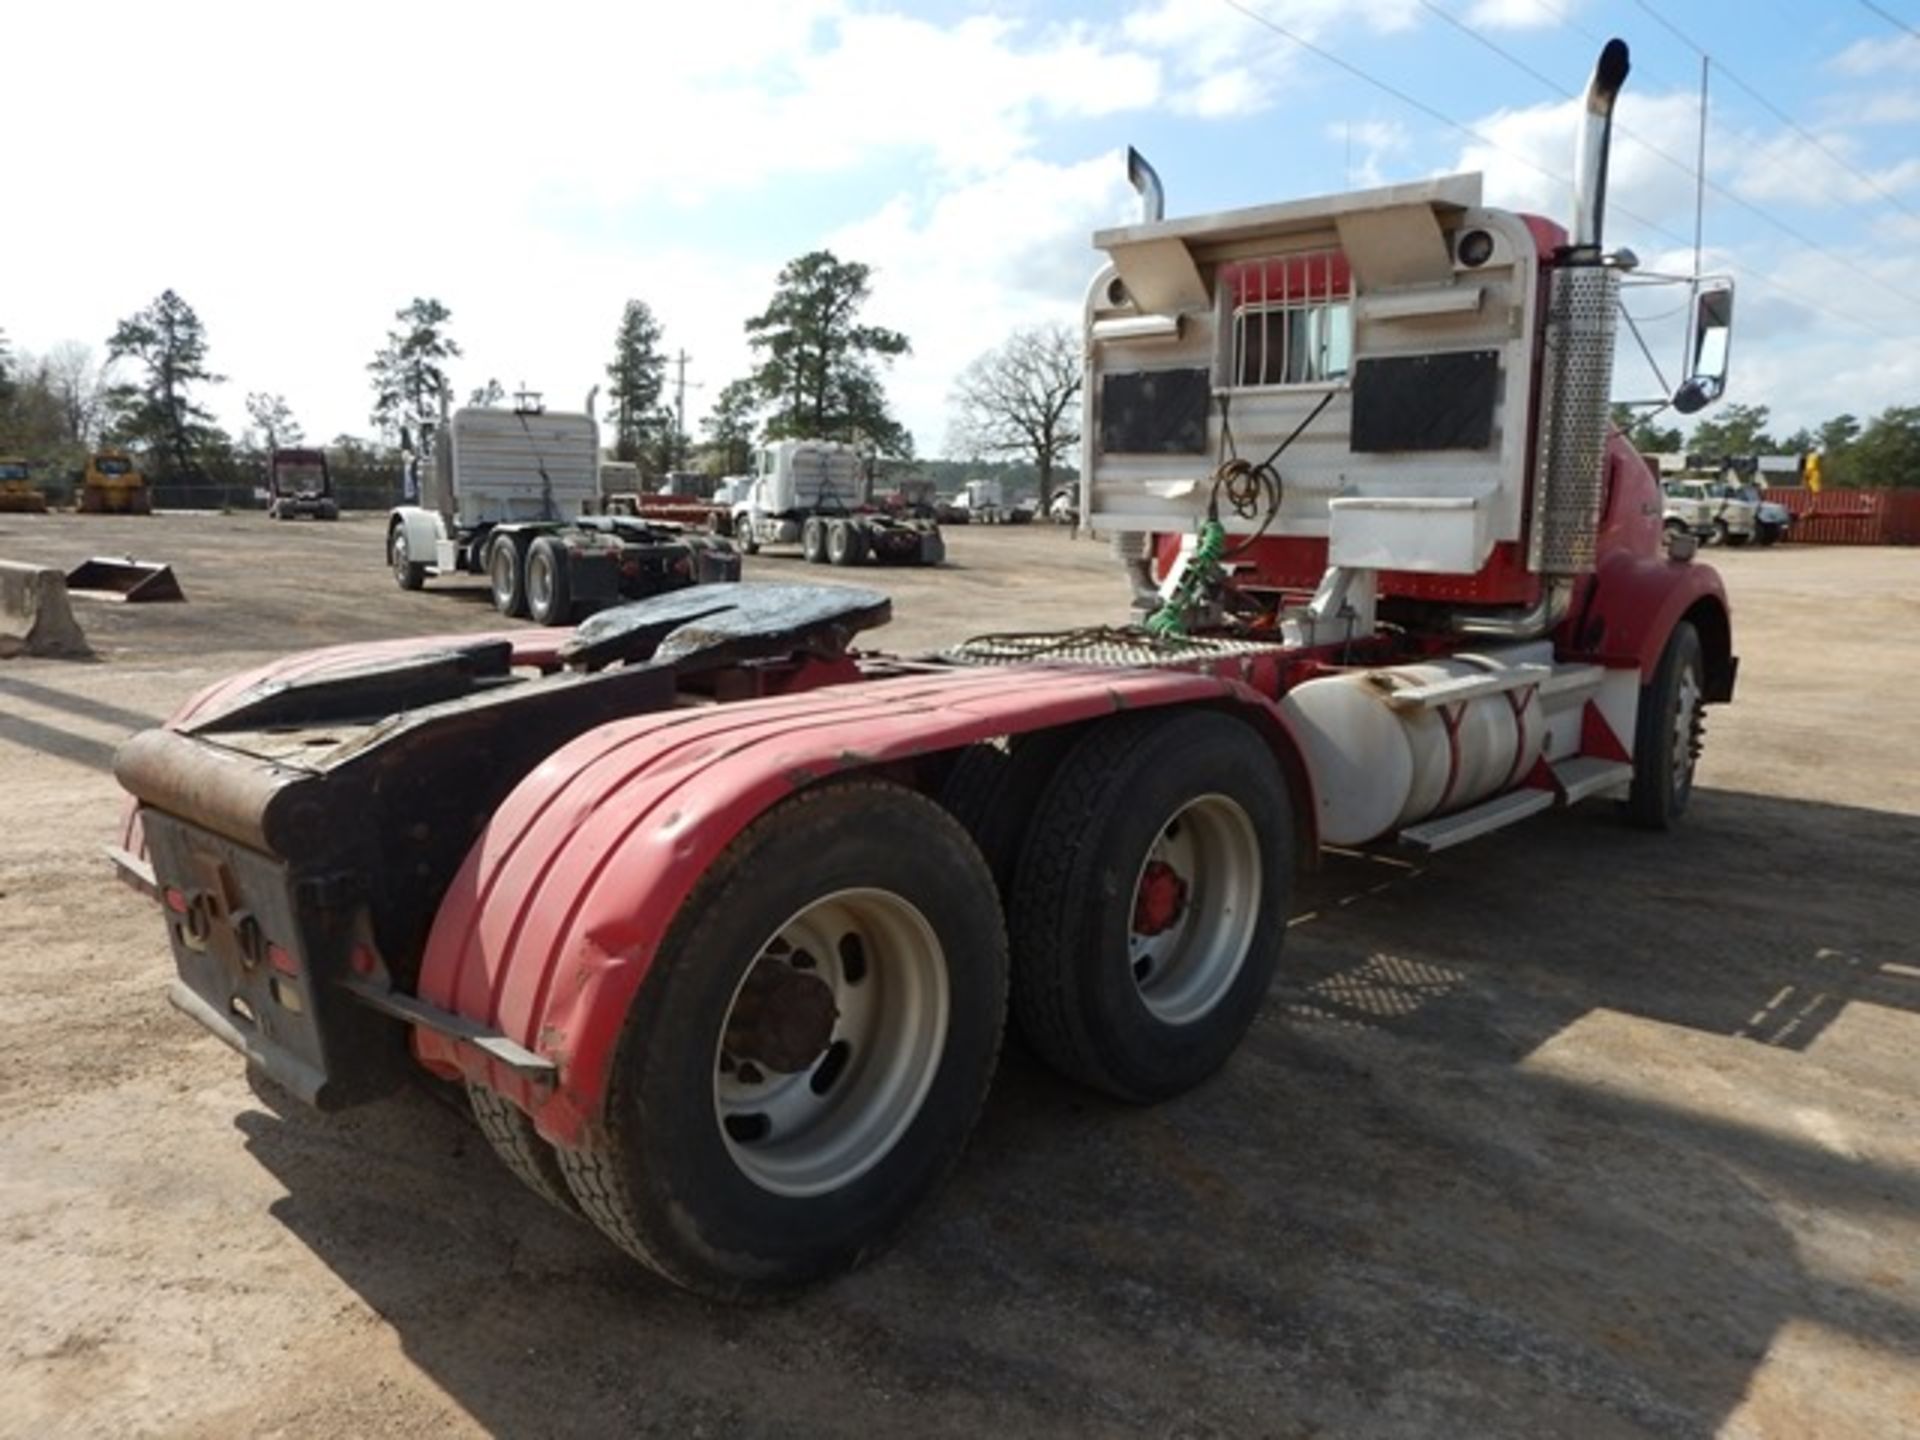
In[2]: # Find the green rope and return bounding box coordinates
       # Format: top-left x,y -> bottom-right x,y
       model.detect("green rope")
1145,519 -> 1226,639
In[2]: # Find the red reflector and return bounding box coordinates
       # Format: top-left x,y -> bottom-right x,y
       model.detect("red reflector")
268,944 -> 298,976
673,557 -> 690,575
164,887 -> 188,914
350,944 -> 378,977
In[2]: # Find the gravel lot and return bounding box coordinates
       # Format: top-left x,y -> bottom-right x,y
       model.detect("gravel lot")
1,512 -> 1915,1439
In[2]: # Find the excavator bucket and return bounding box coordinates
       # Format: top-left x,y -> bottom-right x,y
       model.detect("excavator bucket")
64,556 -> 186,603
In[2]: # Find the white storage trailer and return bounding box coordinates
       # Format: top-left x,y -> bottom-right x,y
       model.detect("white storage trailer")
387,407 -> 739,623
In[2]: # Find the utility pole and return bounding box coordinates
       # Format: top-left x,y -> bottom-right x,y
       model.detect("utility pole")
669,349 -> 701,472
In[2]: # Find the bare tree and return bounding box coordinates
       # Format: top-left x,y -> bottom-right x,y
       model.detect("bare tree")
245,392 -> 304,451
43,342 -> 105,444
949,323 -> 1081,503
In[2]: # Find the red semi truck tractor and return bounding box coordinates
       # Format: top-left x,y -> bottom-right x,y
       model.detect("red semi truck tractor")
112,40 -> 1735,1299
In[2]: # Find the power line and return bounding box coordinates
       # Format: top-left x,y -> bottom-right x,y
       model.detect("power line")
1635,0 -> 1920,222
1412,0 -> 1920,312
1428,0 -> 1920,303
1217,0 -> 1912,343
1856,0 -> 1919,40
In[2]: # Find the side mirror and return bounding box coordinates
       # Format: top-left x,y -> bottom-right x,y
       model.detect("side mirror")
1672,279 -> 1733,414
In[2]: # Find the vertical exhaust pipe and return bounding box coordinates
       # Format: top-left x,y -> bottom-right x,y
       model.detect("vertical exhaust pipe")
1113,146 -> 1165,605
1127,147 -> 1164,224
1520,39 -> 1630,592
1570,39 -> 1631,256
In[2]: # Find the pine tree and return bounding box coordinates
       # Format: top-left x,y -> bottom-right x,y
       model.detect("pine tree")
368,298 -> 461,441
606,300 -> 670,467
104,289 -> 224,478
744,251 -> 910,456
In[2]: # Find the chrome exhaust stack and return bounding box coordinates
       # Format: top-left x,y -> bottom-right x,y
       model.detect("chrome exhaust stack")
1524,39 -> 1629,585
1110,147 -> 1166,608
1569,40 -> 1630,258
1126,147 -> 1164,224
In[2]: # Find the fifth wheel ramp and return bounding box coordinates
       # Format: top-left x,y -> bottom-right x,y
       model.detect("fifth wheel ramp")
63,556 -> 186,604
0,562 -> 91,658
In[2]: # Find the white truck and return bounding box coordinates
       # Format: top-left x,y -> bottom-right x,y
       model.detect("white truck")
955,477 -> 1006,524
729,439 -> 944,566
1662,476 -> 1756,546
387,405 -> 739,624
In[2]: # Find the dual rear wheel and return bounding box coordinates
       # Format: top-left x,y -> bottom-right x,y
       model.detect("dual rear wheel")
470,711 -> 1293,1297
488,534 -> 573,623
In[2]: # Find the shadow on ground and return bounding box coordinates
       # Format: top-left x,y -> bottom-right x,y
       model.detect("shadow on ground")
230,786 -> 1920,1438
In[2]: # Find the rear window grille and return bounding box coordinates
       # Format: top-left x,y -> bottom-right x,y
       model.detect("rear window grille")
1222,250 -> 1354,389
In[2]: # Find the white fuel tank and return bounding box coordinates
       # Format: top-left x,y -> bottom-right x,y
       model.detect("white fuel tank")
1281,646 -> 1550,846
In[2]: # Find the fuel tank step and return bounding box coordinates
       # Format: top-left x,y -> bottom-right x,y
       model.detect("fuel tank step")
1550,756 -> 1634,803
1397,787 -> 1555,852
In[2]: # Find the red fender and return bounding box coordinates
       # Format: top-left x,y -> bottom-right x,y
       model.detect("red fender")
412,665 -> 1317,1145
1570,550 -> 1733,696
1564,433 -> 1736,699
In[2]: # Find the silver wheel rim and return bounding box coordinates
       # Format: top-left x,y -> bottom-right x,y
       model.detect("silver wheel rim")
391,531 -> 408,576
1672,666 -> 1703,799
714,888 -> 949,1198
1127,794 -> 1261,1026
490,543 -> 516,607
527,550 -> 552,614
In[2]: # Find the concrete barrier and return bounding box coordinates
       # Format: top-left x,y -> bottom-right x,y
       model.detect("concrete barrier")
0,562 -> 92,658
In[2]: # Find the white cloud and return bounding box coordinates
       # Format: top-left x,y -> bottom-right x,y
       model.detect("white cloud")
1121,0 -> 1420,117
1463,0 -> 1570,28
1452,91 -> 1706,246
827,155 -> 1140,453
5,1 -> 1162,453
1324,118 -> 1411,187
1827,32 -> 1920,76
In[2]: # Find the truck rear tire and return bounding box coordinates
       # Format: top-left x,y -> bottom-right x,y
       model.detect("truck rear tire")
468,1083 -> 584,1217
389,525 -> 428,591
489,535 -> 528,618
1007,711 -> 1291,1103
827,520 -> 867,566
801,516 -> 828,564
525,536 -> 573,626
1626,620 -> 1704,831
556,781 -> 1007,1298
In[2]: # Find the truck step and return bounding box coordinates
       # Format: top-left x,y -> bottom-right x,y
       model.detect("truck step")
1397,787 -> 1555,852
1376,663 -> 1551,711
1551,756 -> 1634,804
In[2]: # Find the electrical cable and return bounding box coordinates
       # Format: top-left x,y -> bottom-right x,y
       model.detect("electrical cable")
514,405 -> 558,522
1423,0 -> 1920,302
1634,0 -> 1920,222
1206,388 -> 1337,558
1856,0 -> 1920,40
1220,0 -> 1915,343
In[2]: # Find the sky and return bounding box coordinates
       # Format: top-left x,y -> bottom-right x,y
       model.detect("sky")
7,0 -> 1918,457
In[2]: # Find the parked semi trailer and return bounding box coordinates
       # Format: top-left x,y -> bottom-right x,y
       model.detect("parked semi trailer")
386,403 -> 738,624
729,439 -> 944,565
113,41 -> 1736,1299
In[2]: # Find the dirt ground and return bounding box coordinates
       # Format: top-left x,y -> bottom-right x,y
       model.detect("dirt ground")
1,513 -> 1915,1440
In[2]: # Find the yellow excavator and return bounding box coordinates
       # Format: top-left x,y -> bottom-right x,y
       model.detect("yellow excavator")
77,449 -> 152,514
0,455 -> 50,513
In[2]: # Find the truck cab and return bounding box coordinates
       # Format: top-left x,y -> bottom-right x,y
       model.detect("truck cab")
267,447 -> 338,521
732,439 -> 943,565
